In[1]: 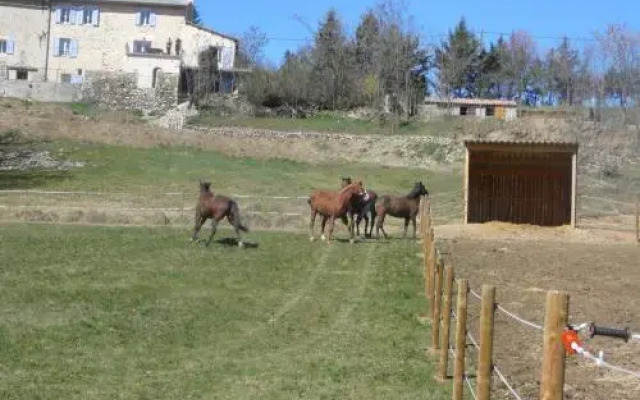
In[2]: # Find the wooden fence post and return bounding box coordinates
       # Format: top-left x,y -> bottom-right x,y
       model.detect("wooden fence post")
432,258 -> 444,351
427,227 -> 436,313
635,197 -> 639,245
539,291 -> 569,400
452,279 -> 468,400
438,264 -> 454,381
476,285 -> 496,400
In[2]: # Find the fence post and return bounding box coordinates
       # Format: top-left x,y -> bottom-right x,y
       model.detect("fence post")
476,285 -> 496,400
423,226 -> 432,319
428,228 -> 436,312
432,258 -> 444,351
635,197 -> 639,245
438,264 -> 454,381
539,291 -> 569,400
452,279 -> 468,400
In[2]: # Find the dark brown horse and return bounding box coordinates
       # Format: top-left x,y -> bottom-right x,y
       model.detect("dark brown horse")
341,176 -> 378,238
308,181 -> 365,244
191,181 -> 249,247
375,181 -> 429,239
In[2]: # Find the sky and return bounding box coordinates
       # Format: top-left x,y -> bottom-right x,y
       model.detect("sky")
199,0 -> 639,66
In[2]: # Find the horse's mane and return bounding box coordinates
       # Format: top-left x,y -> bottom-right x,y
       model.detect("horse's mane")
339,182 -> 359,194
406,185 -> 423,199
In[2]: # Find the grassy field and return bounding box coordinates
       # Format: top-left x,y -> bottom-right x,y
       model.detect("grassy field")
1,138 -> 462,196
0,224 -> 449,400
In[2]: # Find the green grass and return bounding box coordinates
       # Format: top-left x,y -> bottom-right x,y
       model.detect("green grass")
0,140 -> 462,196
0,224 -> 449,400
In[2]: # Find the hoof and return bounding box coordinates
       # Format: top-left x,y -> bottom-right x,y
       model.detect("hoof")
309,236 -> 315,242
349,239 -> 355,245
320,234 -> 326,241
238,241 -> 244,248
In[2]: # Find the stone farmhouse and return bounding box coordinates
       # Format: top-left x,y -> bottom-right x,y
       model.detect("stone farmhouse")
0,0 -> 239,111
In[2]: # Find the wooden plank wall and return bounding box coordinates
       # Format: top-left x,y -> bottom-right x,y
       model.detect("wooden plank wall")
467,151 -> 572,226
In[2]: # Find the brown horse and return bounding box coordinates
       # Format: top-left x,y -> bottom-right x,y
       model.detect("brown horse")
341,176 -> 378,238
191,181 -> 249,247
375,181 -> 429,239
308,180 -> 365,244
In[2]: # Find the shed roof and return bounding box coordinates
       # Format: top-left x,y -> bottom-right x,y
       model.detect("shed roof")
464,139 -> 579,153
425,98 -> 518,107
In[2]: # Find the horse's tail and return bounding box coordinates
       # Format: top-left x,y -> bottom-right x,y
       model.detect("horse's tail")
230,201 -> 249,232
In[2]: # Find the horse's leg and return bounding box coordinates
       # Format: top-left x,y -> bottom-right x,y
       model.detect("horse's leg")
355,212 -> 363,237
191,211 -> 206,243
368,210 -> 376,238
327,216 -> 336,243
205,217 -> 219,247
228,214 -> 244,248
320,216 -> 328,241
377,211 -> 389,240
309,209 -> 317,242
411,217 -> 417,239
403,218 -> 410,238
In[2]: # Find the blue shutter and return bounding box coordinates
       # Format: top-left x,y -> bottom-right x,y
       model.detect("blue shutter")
55,8 -> 62,24
52,37 -> 60,57
92,8 -> 100,26
69,8 -> 76,25
6,41 -> 14,55
135,11 -> 141,26
150,12 -> 157,27
69,39 -> 78,58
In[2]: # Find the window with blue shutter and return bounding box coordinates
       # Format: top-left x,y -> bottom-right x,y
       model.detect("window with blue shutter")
0,40 -> 7,54
69,39 -> 78,58
6,40 -> 14,55
137,10 -> 156,26
92,8 -> 100,27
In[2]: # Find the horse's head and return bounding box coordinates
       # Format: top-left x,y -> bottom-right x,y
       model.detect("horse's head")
199,180 -> 211,193
340,176 -> 352,188
409,181 -> 429,198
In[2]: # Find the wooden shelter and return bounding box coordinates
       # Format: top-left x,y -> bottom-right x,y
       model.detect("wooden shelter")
463,140 -> 579,227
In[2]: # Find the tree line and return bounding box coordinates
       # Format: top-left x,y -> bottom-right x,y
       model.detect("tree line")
233,3 -> 640,116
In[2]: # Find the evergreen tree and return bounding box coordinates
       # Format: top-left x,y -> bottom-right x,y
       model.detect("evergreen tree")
435,18 -> 482,97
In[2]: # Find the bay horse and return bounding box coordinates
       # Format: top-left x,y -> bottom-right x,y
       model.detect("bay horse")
191,181 -> 249,247
375,181 -> 429,239
341,176 -> 378,238
308,180 -> 365,244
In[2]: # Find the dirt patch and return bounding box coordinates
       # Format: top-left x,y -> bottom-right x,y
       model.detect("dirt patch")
435,224 -> 640,400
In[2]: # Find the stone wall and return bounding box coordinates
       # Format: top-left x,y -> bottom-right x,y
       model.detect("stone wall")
0,79 -> 82,103
82,71 -> 178,113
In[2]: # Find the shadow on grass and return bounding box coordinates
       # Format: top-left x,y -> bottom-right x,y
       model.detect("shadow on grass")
215,237 -> 260,248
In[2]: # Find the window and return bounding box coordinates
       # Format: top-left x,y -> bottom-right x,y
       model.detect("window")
16,70 -> 28,80
0,39 -> 14,55
137,10 -> 156,26
60,7 -> 71,23
486,106 -> 495,117
58,38 -> 71,56
83,8 -> 93,25
133,40 -> 152,54
54,38 -> 78,58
